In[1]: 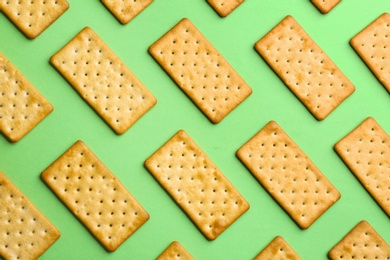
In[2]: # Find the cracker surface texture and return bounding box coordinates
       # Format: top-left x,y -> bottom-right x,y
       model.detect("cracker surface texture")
207,0 -> 244,17
101,0 -> 153,24
236,121 -> 340,229
145,130 -> 249,240
51,27 -> 156,134
311,0 -> 341,14
0,52 -> 53,142
350,13 -> 390,92
255,15 -> 354,120
253,236 -> 301,260
334,117 -> 390,216
149,18 -> 251,123
0,171 -> 60,260
0,0 -> 69,39
328,220 -> 390,260
156,241 -> 194,260
41,140 -> 149,252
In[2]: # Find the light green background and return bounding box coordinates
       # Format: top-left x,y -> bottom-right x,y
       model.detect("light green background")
1,0 -> 389,259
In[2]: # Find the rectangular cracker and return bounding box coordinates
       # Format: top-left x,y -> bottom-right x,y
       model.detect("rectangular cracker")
254,236 -> 301,260
156,241 -> 194,260
0,171 -> 60,260
149,18 -> 252,124
311,0 -> 341,14
334,117 -> 390,216
50,27 -> 157,134
328,220 -> 390,260
41,140 -> 149,252
145,130 -> 249,240
350,13 -> 390,92
0,52 -> 53,142
101,0 -> 153,24
255,15 -> 355,120
207,0 -> 244,17
236,121 -> 340,229
0,0 -> 69,39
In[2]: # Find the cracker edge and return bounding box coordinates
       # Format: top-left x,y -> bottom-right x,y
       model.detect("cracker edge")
101,0 -> 153,24
311,0 -> 341,14
156,241 -> 194,260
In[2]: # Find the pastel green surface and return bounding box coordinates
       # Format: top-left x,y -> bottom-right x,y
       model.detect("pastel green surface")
0,0 -> 389,259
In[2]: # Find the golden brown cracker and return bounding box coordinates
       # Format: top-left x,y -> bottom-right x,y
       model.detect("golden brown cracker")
0,52 -> 53,142
255,15 -> 355,120
237,121 -> 340,229
41,140 -> 149,252
311,0 -> 341,14
253,236 -> 301,260
334,117 -> 390,216
0,171 -> 60,260
350,13 -> 390,92
145,130 -> 249,240
0,0 -> 69,39
207,0 -> 244,17
101,0 -> 153,24
149,18 -> 251,123
156,241 -> 194,260
328,221 -> 390,260
51,27 -> 157,134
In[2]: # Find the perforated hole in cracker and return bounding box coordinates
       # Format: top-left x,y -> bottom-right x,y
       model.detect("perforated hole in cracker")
254,236 -> 301,260
145,130 -> 249,240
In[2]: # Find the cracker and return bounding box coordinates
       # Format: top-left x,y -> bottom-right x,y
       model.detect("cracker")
145,130 -> 249,240
207,0 -> 244,17
149,18 -> 252,124
255,15 -> 355,120
350,13 -> 390,92
236,121 -> 340,229
51,27 -> 157,134
328,220 -> 390,260
0,171 -> 60,260
253,236 -> 301,260
0,0 -> 69,39
311,0 -> 341,14
156,241 -> 194,260
101,0 -> 153,24
334,117 -> 390,216
41,140 -> 149,252
0,52 -> 53,142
